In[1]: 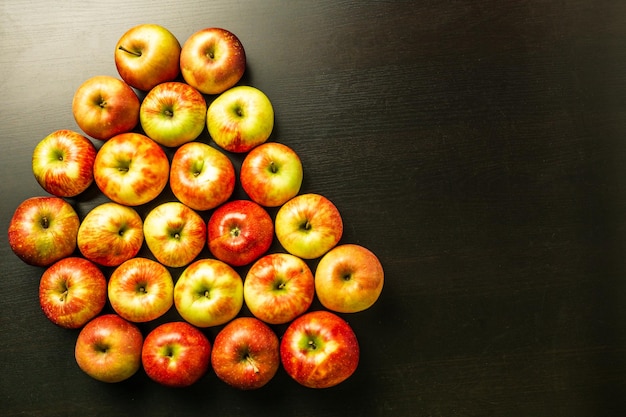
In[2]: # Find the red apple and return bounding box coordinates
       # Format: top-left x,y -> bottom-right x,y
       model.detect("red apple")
39,257 -> 106,329
244,253 -> 314,324
211,317 -> 279,390
280,310 -> 359,389
8,196 -> 79,267
207,199 -> 274,267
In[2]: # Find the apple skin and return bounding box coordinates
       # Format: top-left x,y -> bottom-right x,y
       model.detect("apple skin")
140,81 -> 207,147
207,85 -> 274,153
280,310 -> 359,389
169,142 -> 235,211
244,253 -> 314,325
180,27 -> 246,95
174,258 -> 243,328
108,257 -> 174,323
211,317 -> 279,390
275,193 -> 343,259
114,23 -> 181,92
32,130 -> 96,197
77,202 -> 144,267
141,321 -> 212,388
74,314 -> 143,383
240,142 -> 303,207
71,75 -> 140,141
315,244 -> 384,313
39,257 -> 106,329
207,199 -> 274,267
93,132 -> 170,206
8,196 -> 80,267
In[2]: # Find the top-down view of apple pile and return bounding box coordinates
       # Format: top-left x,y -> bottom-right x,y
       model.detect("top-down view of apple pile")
7,24 -> 384,390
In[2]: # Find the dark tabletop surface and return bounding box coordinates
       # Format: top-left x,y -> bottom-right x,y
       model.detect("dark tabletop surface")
2,1 -> 626,416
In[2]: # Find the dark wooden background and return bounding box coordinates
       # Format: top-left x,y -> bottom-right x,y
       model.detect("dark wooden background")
2,1 -> 626,416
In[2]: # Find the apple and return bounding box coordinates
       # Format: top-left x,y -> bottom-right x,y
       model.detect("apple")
280,310 -> 359,389
315,244 -> 384,313
274,193 -> 343,259
174,258 -> 243,328
39,257 -> 106,329
108,257 -> 174,323
32,130 -> 96,197
139,81 -> 207,147
240,142 -> 303,207
114,23 -> 181,91
71,75 -> 140,141
211,317 -> 279,390
8,196 -> 79,267
207,85 -> 274,153
179,27 -> 246,95
143,201 -> 206,268
244,253 -> 314,325
93,132 -> 170,206
141,321 -> 211,388
74,314 -> 143,383
77,202 -> 144,267
207,199 -> 274,267
169,142 -> 235,211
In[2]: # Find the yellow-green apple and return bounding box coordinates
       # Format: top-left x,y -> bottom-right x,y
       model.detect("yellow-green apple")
74,314 -> 143,383
108,257 -> 174,323
207,86 -> 274,153
179,27 -> 246,95
114,23 -> 181,91
139,81 -> 207,147
280,310 -> 359,389
243,253 -> 314,324
71,75 -> 140,140
77,202 -> 143,267
93,132 -> 169,206
39,257 -> 106,329
143,201 -> 206,268
8,196 -> 79,267
315,244 -> 384,313
211,317 -> 279,390
240,142 -> 303,207
32,130 -> 96,197
141,321 -> 211,387
169,142 -> 235,211
207,199 -> 274,267
174,258 -> 243,328
275,193 -> 343,259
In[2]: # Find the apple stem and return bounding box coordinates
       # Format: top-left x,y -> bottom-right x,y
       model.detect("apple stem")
59,290 -> 68,302
269,161 -> 278,173
118,45 -> 142,57
246,355 -> 260,373
308,340 -> 317,350
41,216 -> 50,229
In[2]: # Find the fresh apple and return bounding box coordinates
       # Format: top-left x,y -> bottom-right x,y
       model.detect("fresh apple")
71,75 -> 140,140
244,253 -> 314,324
8,196 -> 79,267
169,142 -> 235,211
141,321 -> 211,388
207,85 -> 274,153
32,130 -> 96,197
280,310 -> 359,389
179,27 -> 246,95
74,314 -> 143,383
139,81 -> 207,147
315,244 -> 384,313
39,257 -> 106,329
108,257 -> 174,323
143,201 -> 206,268
275,193 -> 343,259
207,199 -> 274,267
114,23 -> 181,91
174,258 -> 243,328
93,132 -> 169,206
77,202 -> 143,267
240,142 -> 303,207
211,317 -> 279,390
